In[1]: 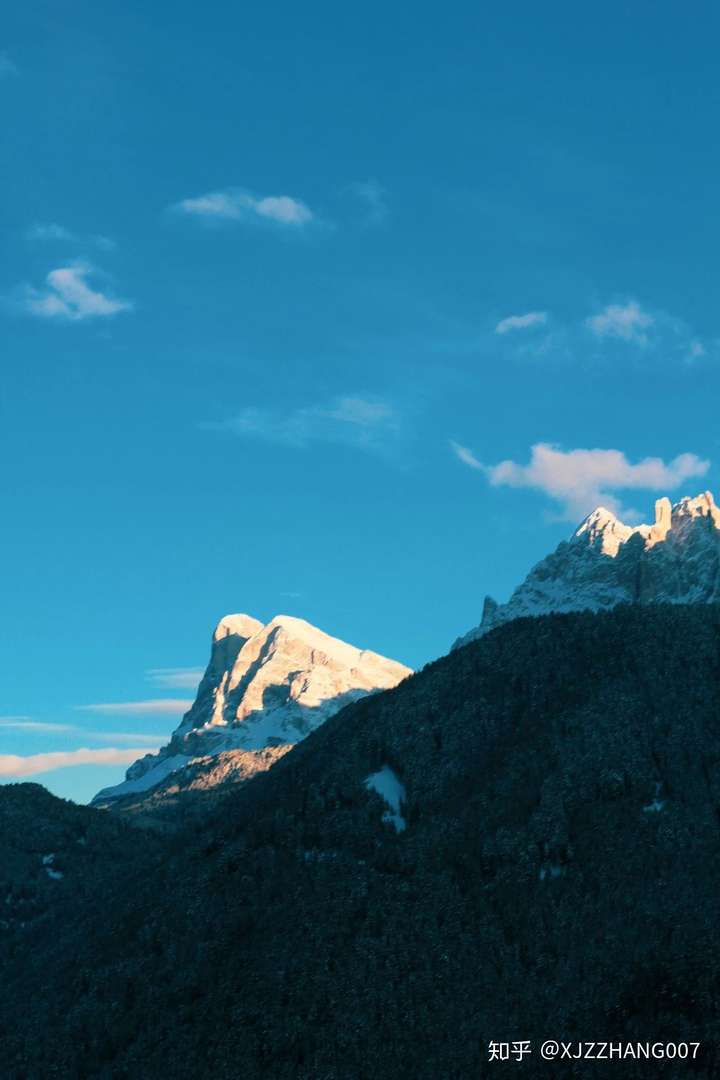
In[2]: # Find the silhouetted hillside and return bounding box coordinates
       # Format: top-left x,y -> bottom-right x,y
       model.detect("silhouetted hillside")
0,783 -> 163,935
3,605 -> 720,1078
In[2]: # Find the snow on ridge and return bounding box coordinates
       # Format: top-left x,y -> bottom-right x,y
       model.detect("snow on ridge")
93,754 -> 191,803
454,490 -> 720,650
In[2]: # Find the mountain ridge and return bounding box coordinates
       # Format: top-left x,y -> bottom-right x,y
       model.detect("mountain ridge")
455,489 -> 720,648
5,603 -> 720,1077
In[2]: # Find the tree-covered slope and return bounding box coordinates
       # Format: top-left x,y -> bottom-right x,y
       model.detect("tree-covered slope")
3,605 -> 720,1078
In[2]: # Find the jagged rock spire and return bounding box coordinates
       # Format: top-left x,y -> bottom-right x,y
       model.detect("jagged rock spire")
648,497 -> 672,545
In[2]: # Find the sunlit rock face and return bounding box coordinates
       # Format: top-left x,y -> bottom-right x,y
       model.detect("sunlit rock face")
455,491 -> 720,649
93,614 -> 411,805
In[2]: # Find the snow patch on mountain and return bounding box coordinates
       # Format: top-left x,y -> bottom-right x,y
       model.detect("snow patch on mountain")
94,754 -> 191,803
455,491 -> 720,649
364,766 -> 406,832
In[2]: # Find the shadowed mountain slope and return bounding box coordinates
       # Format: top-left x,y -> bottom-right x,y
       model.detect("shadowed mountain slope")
0,783 -> 163,935
3,605 -> 720,1077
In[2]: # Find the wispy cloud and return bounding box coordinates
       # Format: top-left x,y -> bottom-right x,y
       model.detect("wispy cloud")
351,180 -> 388,226
76,699 -> 192,716
24,263 -> 132,322
86,731 -> 168,745
0,718 -> 169,743
0,52 -> 18,78
174,188 -> 314,227
146,668 -> 204,690
486,297 -> 711,367
0,746 -> 157,779
27,224 -> 116,250
586,301 -> 653,346
0,718 -> 76,732
28,223 -> 73,242
495,311 -> 547,335
208,395 -> 400,453
450,441 -> 483,470
453,441 -> 710,520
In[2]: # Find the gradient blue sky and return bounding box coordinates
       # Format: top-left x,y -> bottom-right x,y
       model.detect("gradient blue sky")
3,0 -> 720,802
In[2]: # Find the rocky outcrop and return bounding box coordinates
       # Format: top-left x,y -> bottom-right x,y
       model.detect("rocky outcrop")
455,490 -> 720,648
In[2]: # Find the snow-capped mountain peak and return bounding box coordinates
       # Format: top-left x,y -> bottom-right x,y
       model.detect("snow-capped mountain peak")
93,613 -> 411,805
454,490 -> 720,649
573,505 -> 641,555
172,613 -> 263,735
214,612 -> 264,641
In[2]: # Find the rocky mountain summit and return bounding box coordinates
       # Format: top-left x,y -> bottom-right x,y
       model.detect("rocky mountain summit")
455,490 -> 720,648
93,613 -> 411,806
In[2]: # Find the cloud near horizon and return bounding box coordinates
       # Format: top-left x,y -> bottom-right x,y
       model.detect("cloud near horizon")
452,441 -> 710,520
87,731 -> 168,745
0,718 -> 76,732
76,699 -> 193,715
146,667 -> 204,689
24,263 -> 132,321
0,718 -> 169,744
495,311 -> 547,334
0,746 -> 159,779
174,188 -> 314,227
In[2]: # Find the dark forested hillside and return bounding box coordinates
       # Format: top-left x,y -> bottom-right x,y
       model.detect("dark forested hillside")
3,605 -> 720,1078
0,783 -> 163,936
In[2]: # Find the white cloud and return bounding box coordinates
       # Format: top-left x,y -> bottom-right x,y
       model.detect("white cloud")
0,746 -> 157,779
586,301 -> 653,345
210,395 -> 399,452
146,668 -> 204,689
25,263 -> 132,321
455,441 -> 710,520
351,180 -> 388,225
174,188 -> 314,226
435,294 -> 710,363
495,311 -> 547,335
0,52 -> 18,78
76,699 -> 193,715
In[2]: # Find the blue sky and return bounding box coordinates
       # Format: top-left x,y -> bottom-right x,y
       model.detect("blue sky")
3,0 -> 720,802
